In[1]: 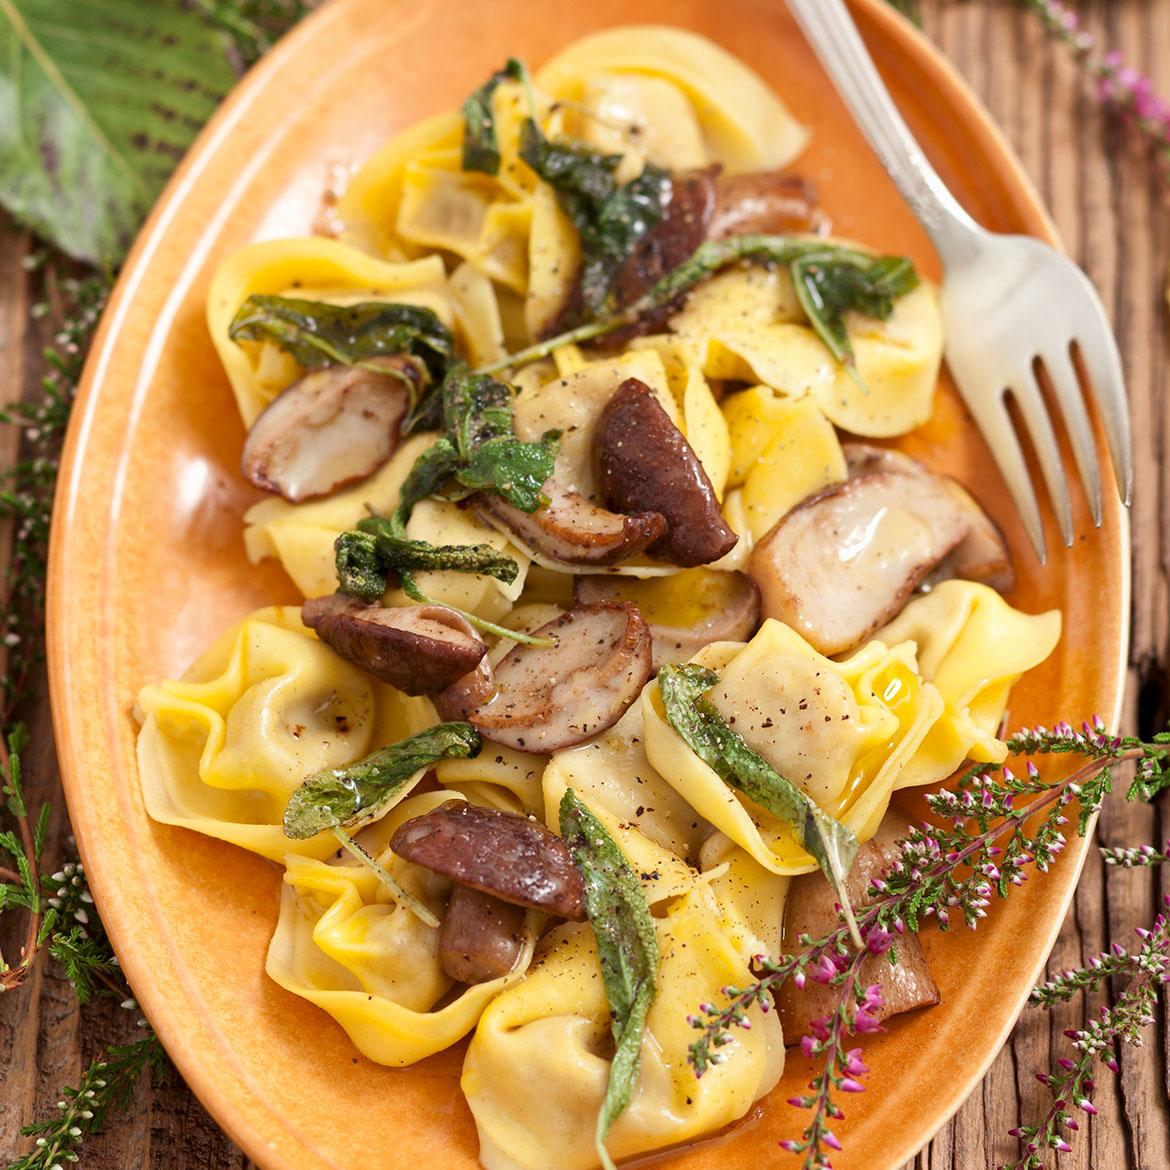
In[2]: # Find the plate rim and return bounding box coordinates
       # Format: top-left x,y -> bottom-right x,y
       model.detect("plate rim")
45,1 -> 1132,1167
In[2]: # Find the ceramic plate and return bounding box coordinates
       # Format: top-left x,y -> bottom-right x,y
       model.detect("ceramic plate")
47,1 -> 1130,1167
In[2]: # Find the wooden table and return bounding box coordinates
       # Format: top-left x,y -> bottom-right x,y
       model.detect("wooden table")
2,1 -> 1168,1166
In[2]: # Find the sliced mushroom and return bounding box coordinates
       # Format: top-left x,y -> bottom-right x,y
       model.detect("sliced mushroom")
707,171 -> 824,240
777,819 -> 939,1039
241,356 -> 418,502
843,444 -> 1014,593
596,377 -> 738,567
390,800 -> 587,921
749,446 -> 1014,655
433,654 -> 495,721
302,595 -> 486,694
438,884 -> 528,984
475,481 -> 666,568
468,602 -> 652,752
575,569 -> 760,670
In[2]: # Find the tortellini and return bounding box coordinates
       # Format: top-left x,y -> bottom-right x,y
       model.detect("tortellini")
642,606 -> 1058,876
135,607 -> 431,861
462,883 -> 783,1170
722,387 -> 846,539
207,237 -> 453,426
871,581 -> 1062,786
268,792 -> 537,1066
541,704 -> 706,906
243,432 -> 530,617
668,262 -> 944,438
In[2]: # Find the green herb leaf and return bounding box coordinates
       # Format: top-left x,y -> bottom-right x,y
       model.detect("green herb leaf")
658,663 -> 862,944
461,57 -> 524,175
454,434 -> 559,511
283,722 -> 482,839
227,294 -> 454,385
479,235 -> 920,383
0,0 -> 238,264
519,119 -> 673,317
334,519 -> 520,603
559,789 -> 659,1170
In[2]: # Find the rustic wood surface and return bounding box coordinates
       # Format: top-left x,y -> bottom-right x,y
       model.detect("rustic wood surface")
2,1 -> 1169,1167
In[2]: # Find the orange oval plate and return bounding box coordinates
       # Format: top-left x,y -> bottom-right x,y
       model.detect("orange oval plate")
48,1 -> 1129,1168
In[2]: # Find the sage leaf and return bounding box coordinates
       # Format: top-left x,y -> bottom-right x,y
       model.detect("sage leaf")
0,0 -> 237,264
461,57 -> 524,175
519,119 -> 673,317
334,519 -> 520,603
227,295 -> 454,385
283,722 -> 482,839
657,663 -> 862,945
559,789 -> 659,1170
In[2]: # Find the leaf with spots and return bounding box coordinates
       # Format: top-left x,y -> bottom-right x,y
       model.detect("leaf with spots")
0,0 -> 238,263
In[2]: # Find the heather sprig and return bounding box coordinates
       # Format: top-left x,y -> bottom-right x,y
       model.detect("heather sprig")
10,1033 -> 169,1170
1022,0 -> 1170,178
686,724 -> 1170,1170
1006,898 -> 1170,1169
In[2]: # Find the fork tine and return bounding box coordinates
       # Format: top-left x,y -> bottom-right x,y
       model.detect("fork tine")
1070,322 -> 1133,506
1037,345 -> 1103,526
960,388 -> 1047,561
1007,370 -> 1075,548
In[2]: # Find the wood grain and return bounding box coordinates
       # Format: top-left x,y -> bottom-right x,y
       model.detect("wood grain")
1,1 -> 1168,1166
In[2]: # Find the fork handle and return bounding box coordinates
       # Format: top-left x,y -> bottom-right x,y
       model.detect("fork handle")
785,0 -> 981,266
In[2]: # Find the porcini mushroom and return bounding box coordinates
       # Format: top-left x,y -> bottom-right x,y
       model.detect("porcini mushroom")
302,595 -> 486,694
241,356 -> 418,502
777,818 -> 939,1039
575,569 -> 760,670
596,377 -> 738,567
437,884 -> 529,985
390,801 -> 587,921
749,445 -> 1014,655
468,602 -> 652,752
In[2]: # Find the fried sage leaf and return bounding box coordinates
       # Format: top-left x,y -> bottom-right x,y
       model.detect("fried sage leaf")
461,57 -> 525,175
519,119 -> 673,318
657,663 -> 862,944
334,518 -> 520,603
227,295 -> 454,385
283,722 -> 482,839
559,789 -> 659,1170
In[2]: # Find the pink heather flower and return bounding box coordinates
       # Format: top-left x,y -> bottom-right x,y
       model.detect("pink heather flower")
1078,1099 -> 1098,1115
794,969 -> 806,991
822,1131 -> 843,1151
779,1139 -> 800,1153
844,1049 -> 868,1077
840,1078 -> 866,1093
866,927 -> 894,956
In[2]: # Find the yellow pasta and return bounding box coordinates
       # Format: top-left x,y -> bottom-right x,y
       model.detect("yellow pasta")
871,581 -> 1062,787
136,607 -> 431,861
541,704 -> 706,905
462,882 -> 783,1170
722,387 -> 847,538
207,237 -> 452,426
244,432 -> 529,617
534,26 -> 808,173
641,621 -> 943,874
668,260 -> 944,437
267,792 -> 536,1067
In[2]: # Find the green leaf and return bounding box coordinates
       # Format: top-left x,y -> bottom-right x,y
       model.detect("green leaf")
283,722 -> 482,839
559,789 -> 659,1170
461,57 -> 524,175
334,518 -> 520,602
0,0 -> 238,263
454,434 -> 558,511
657,664 -> 862,944
519,119 -> 673,317
227,294 -> 454,384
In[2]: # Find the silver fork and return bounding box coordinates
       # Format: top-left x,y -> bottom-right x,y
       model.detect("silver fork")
786,0 -> 1132,560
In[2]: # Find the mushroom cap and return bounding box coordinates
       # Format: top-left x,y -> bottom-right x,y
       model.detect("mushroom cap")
302,596 -> 486,694
469,602 -> 653,753
749,444 -> 1013,655
241,356 -> 416,502
391,801 -> 587,921
596,377 -> 738,568
575,569 -> 760,670
437,884 -> 528,985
